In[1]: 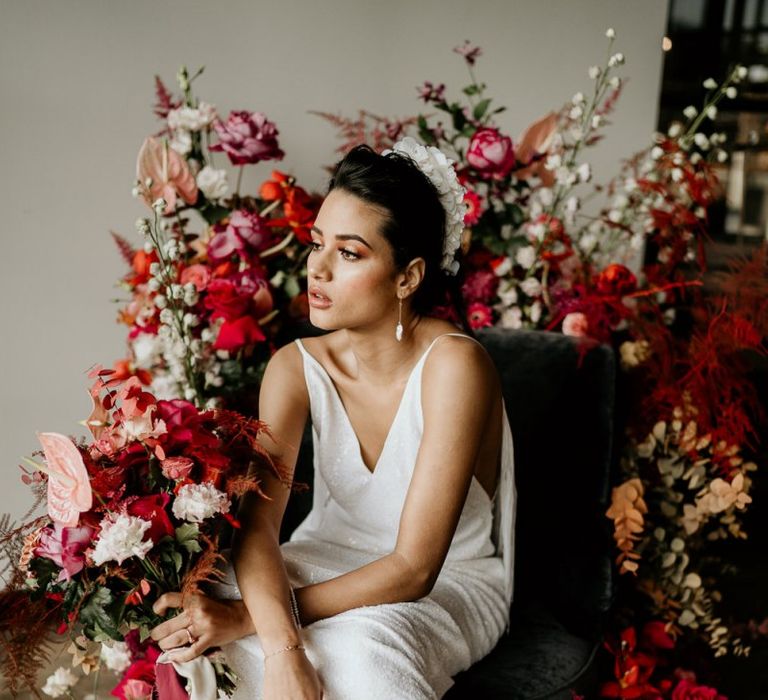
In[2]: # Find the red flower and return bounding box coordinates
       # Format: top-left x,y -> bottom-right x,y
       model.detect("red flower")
156,400 -> 218,454
112,651 -> 158,700
463,190 -> 483,226
125,579 -> 151,606
109,359 -> 152,387
640,621 -> 676,651
214,315 -> 266,351
126,493 -> 174,544
467,302 -> 494,330
596,263 -> 638,298
671,679 -> 727,700
210,111 -> 284,166
125,250 -> 158,287
467,128 -> 515,179
462,269 -> 498,304
203,279 -> 252,321
161,456 -> 195,481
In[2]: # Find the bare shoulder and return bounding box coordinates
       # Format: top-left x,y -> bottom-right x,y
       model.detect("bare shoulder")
261,340 -> 307,402
422,334 -> 500,403
296,331 -> 345,367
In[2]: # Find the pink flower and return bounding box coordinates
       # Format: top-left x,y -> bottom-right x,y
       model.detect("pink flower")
210,111 -> 285,166
416,81 -> 446,103
117,377 -> 156,419
208,210 -> 274,260
180,264 -> 211,291
562,312 -> 589,337
467,302 -> 494,330
161,456 -> 195,481
453,40 -> 483,66
34,523 -> 94,581
463,189 -> 483,226
671,679 -> 727,700
135,137 -> 198,215
117,678 -> 154,700
462,269 -> 498,303
467,128 -> 515,179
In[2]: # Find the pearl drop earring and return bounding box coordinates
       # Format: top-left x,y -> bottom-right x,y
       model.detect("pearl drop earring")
395,297 -> 403,342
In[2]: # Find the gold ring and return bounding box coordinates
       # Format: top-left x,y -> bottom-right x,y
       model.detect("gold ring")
185,627 -> 196,645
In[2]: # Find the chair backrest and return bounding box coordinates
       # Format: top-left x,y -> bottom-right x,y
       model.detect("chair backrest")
280,328 -> 616,637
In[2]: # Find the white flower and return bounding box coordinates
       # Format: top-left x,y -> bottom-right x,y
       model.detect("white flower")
497,279 -> 518,306
577,162 -> 592,183
572,91 -> 585,105
588,65 -> 600,79
100,641 -> 131,673
579,232 -> 597,253
168,103 -> 217,132
592,115 -> 603,129
91,513 -> 153,566
172,483 -> 231,523
693,133 -> 710,150
383,137 -> 465,274
668,122 -> 683,138
683,105 -> 698,119
608,52 -> 625,67
545,154 -> 562,171
736,65 -> 748,80
169,129 -> 192,156
671,168 -> 683,182
529,300 -> 543,324
703,77 -> 717,89
131,333 -> 162,368
606,27 -> 616,39
608,76 -> 621,89
569,105 -> 583,120
196,166 -> 229,200
515,246 -> 537,269
500,306 -> 523,329
42,667 -> 78,698
706,105 -> 718,120
651,146 -> 664,160
717,149 -> 728,163
493,256 -> 512,277
519,277 -> 542,298
725,86 -> 737,98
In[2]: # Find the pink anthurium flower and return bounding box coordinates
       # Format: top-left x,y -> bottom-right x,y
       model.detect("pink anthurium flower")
136,136 -> 198,215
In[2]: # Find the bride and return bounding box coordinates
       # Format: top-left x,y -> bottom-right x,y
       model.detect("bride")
149,138 -> 516,699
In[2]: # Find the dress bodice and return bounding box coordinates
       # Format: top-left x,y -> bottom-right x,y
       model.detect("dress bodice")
290,333 -> 516,607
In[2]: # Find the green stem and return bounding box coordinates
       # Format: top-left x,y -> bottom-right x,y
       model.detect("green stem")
236,166 -> 244,197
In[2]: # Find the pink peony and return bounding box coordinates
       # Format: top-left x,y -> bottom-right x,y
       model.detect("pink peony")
161,456 -> 195,481
467,302 -> 494,330
210,111 -> 284,166
467,128 -> 515,179
34,523 -> 94,581
671,679 -> 727,700
562,312 -> 589,338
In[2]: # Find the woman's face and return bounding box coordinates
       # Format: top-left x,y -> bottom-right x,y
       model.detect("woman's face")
307,189 -> 401,332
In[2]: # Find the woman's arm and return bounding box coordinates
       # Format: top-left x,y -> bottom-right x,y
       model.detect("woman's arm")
229,342 -> 311,652
294,336 -> 500,625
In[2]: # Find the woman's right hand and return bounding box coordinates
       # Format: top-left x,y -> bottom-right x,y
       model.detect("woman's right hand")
263,648 -> 323,700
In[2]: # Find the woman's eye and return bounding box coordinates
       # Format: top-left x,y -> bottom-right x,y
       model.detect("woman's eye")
339,248 -> 360,260
309,241 -> 322,251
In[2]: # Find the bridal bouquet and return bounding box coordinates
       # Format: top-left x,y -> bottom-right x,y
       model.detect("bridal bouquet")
0,366 -> 284,698
113,66 -> 320,409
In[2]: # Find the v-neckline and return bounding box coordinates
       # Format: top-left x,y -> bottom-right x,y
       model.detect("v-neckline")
298,340 -> 433,476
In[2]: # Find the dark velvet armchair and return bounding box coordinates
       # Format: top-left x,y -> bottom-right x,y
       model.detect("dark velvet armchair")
280,327 -> 617,699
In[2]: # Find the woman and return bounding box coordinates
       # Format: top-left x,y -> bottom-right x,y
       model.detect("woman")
150,139 -> 516,699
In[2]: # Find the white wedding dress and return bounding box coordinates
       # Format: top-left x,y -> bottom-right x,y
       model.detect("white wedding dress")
215,333 -> 517,699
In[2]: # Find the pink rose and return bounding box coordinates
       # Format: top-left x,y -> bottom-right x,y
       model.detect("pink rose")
161,456 -> 195,481
562,312 -> 589,337
210,111 -> 285,166
34,523 -> 94,581
467,128 -> 515,179
180,264 -> 211,292
671,679 -> 727,700
117,678 -> 154,700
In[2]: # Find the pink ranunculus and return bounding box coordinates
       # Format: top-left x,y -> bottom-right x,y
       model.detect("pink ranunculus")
203,279 -> 252,321
467,302 -> 494,330
214,315 -> 266,351
161,456 -> 195,481
467,128 -> 515,179
180,264 -> 211,292
562,312 -> 589,337
210,111 -> 285,166
671,679 -> 727,700
34,523 -> 94,581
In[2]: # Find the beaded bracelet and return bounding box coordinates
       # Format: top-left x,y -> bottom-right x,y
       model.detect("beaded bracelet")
264,643 -> 305,661
289,586 -> 302,629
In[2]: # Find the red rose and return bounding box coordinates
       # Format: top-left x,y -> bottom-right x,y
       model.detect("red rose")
671,679 -> 727,700
156,399 -> 219,453
127,493 -> 174,544
214,315 -> 266,351
467,128 -> 515,179
203,279 -> 252,321
596,263 -> 638,297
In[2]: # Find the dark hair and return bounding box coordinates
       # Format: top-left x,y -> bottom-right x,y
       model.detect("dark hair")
328,144 -> 469,327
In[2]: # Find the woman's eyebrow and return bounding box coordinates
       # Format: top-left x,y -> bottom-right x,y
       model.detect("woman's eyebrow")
311,225 -> 373,250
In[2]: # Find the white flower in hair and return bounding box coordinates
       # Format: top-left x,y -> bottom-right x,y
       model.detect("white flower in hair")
382,136 -> 466,275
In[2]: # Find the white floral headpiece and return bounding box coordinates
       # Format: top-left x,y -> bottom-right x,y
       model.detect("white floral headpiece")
382,137 -> 466,275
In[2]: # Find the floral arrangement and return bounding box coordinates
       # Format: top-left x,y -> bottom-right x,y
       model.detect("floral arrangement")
0,367 -> 284,698
316,35 -> 767,698
114,66 -> 320,409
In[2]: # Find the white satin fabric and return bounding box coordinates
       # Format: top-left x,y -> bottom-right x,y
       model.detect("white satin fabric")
214,333 -> 517,699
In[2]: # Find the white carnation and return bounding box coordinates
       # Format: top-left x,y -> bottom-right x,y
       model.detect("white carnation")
100,641 -> 131,673
197,166 -> 229,200
515,246 -> 537,269
132,333 -> 162,368
168,102 -> 216,132
91,513 -> 153,566
172,483 -> 230,523
42,667 -> 78,698
170,129 -> 192,155
500,306 -> 523,329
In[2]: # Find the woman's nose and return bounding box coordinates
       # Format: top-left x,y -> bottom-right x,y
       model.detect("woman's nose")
308,250 -> 331,280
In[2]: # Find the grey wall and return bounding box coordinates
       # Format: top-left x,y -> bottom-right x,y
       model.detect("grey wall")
0,0 -> 669,524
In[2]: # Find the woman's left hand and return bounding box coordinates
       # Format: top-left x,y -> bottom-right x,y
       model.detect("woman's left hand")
150,591 -> 254,662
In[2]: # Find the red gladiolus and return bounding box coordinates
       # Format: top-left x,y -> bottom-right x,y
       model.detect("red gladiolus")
467,128 -> 515,179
